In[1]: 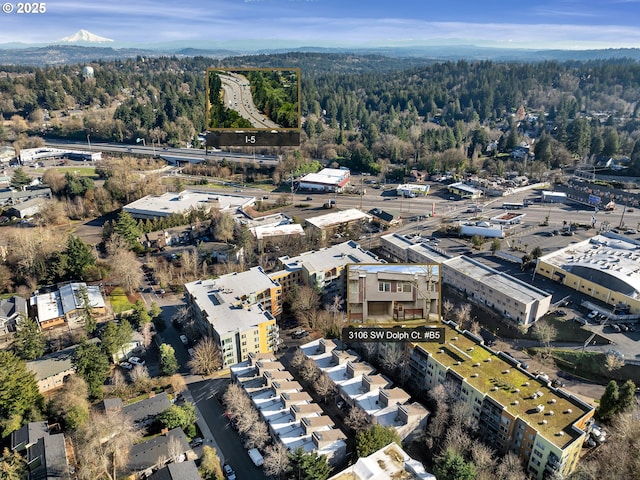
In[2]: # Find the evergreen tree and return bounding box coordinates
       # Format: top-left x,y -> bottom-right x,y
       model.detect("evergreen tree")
10,168 -> 31,191
159,343 -> 178,375
100,320 -> 133,358
113,211 -> 142,249
355,424 -> 401,458
73,340 -> 110,399
77,286 -> 97,334
598,380 -> 619,420
158,403 -> 197,430
12,314 -> 45,360
617,380 -> 636,414
0,351 -> 43,437
65,235 -> 95,280
287,447 -> 330,480
0,447 -> 27,479
434,448 -> 477,480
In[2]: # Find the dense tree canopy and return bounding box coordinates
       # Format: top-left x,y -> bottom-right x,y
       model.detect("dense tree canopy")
0,351 -> 43,437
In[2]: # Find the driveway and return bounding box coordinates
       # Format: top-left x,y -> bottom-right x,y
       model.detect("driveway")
188,378 -> 269,480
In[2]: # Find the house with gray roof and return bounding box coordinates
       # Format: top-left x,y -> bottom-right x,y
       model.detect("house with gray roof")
10,422 -> 70,480
127,428 -> 191,477
148,460 -> 202,480
0,295 -> 27,335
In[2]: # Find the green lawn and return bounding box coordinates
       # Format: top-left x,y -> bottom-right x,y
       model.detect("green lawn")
33,166 -> 99,178
545,349 -> 640,385
110,287 -> 134,314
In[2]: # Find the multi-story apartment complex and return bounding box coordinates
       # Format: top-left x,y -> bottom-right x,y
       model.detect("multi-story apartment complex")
380,234 -> 551,326
184,267 -> 280,366
230,352 -> 348,466
408,322 -> 595,480
274,240 -> 383,302
347,264 -> 440,324
300,338 -> 429,442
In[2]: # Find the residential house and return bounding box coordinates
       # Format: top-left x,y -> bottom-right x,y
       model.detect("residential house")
0,295 -> 28,335
30,282 -> 106,330
10,422 -> 70,479
127,428 -> 191,478
148,460 -> 202,480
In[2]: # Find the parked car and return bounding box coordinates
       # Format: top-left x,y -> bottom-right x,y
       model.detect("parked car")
587,310 -> 599,319
120,362 -> 133,370
129,357 -> 145,366
190,437 -> 204,447
180,335 -> 189,345
188,348 -> 196,357
223,464 -> 236,480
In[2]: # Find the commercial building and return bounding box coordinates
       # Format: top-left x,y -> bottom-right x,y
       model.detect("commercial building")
300,338 -> 429,441
251,223 -> 305,250
448,182 -> 483,199
379,235 -> 551,325
19,147 -> 101,164
274,240 -> 383,302
347,264 -> 440,324
30,282 -> 106,330
305,209 -> 372,241
185,267 -> 281,367
298,168 -> 350,192
408,322 -> 595,480
6,197 -> 47,218
327,442 -> 435,480
230,352 -> 348,466
396,184 -> 430,197
123,190 -> 255,220
535,233 -> 640,315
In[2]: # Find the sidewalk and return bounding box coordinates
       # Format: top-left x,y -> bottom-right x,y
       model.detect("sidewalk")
182,385 -> 226,464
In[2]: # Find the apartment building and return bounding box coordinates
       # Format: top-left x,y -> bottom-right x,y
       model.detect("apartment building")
275,240 -> 383,302
380,234 -> 551,326
304,209 -> 372,241
347,264 -> 440,324
408,322 -> 595,480
230,352 -> 348,466
300,338 -> 429,441
184,267 -> 280,366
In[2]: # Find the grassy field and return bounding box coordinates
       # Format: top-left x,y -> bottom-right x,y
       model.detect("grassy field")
33,166 -> 99,178
110,287 -> 135,314
546,349 -> 640,385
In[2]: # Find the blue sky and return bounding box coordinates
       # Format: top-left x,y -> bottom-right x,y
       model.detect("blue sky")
1,0 -> 640,49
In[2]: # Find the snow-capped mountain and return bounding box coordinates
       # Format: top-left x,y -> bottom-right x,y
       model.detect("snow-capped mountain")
57,30 -> 114,43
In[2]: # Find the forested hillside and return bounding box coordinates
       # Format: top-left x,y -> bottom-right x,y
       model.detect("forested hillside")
1,53 -> 640,176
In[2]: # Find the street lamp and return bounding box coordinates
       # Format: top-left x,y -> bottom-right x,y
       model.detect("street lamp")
136,137 -> 146,148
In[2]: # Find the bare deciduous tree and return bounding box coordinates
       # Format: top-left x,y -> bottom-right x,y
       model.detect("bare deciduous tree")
290,285 -> 320,328
75,410 -> 141,480
313,372 -> 336,403
605,352 -> 625,371
106,236 -> 143,294
244,419 -> 270,450
533,320 -> 557,359
290,348 -> 306,371
130,365 -> 150,389
344,407 -> 371,432
166,435 -> 183,463
235,407 -> 259,435
442,299 -> 454,321
471,443 -> 494,480
299,358 -> 320,383
494,452 -> 528,480
263,443 -> 290,478
187,337 -> 222,376
454,303 -> 472,329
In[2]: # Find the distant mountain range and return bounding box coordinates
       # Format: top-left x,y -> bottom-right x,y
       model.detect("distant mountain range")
1,31 -> 639,66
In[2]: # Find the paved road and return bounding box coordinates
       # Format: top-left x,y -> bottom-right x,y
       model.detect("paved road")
219,72 -> 280,129
188,378 -> 269,480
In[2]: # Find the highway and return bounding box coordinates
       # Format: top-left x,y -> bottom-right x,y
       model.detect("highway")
218,72 -> 280,129
43,139 -> 280,166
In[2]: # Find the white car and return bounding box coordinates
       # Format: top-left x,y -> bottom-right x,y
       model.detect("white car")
223,464 -> 236,480
120,362 -> 133,370
188,348 -> 196,358
180,335 -> 189,345
587,310 -> 599,319
129,357 -> 145,366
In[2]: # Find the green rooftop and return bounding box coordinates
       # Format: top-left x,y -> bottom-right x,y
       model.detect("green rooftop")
414,322 -> 594,449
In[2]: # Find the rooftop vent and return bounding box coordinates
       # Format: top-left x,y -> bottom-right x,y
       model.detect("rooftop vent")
556,431 -> 565,437
524,382 -> 530,387
492,386 -> 499,391
473,363 -> 480,367
486,358 -> 492,362
536,404 -> 545,413
514,388 -> 520,393
503,369 -> 510,374
471,373 -> 478,378
549,399 -> 557,404
541,419 -> 548,425
548,411 -> 555,416
452,336 -> 458,341
565,409 -> 572,414
512,400 -> 519,406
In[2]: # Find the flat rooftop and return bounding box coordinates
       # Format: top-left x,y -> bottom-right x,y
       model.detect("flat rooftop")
278,240 -> 382,273
300,168 -> 350,187
538,233 -> 640,298
305,209 -> 372,229
414,322 -> 594,448
185,267 -> 277,335
444,256 -> 549,304
123,189 -> 254,218
252,223 -> 305,240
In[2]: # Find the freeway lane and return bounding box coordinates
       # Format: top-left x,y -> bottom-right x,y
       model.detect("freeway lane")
218,72 -> 280,129
43,139 -> 280,166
